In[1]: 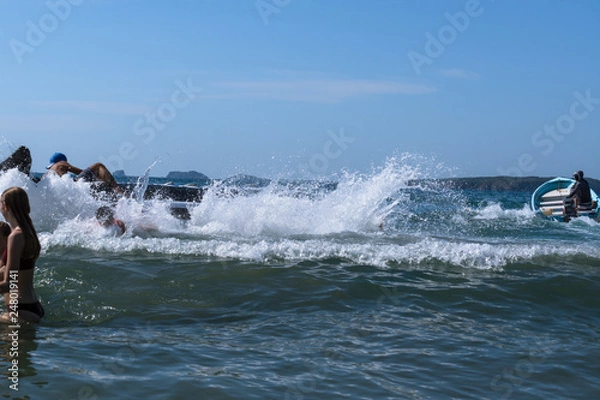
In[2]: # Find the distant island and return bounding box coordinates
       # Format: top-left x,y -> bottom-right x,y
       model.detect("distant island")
165,170 -> 211,182
419,176 -> 600,194
105,169 -> 600,194
220,174 -> 271,187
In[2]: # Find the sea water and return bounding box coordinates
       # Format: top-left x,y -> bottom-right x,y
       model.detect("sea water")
0,158 -> 599,399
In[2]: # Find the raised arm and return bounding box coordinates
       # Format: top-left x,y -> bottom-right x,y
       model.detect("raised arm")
48,160 -> 83,177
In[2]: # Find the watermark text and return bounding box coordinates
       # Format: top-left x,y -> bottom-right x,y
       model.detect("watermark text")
9,0 -> 84,64
255,0 -> 293,25
7,271 -> 20,391
498,89 -> 598,176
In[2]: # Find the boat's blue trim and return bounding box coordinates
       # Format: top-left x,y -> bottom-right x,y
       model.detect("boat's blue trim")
530,177 -> 600,222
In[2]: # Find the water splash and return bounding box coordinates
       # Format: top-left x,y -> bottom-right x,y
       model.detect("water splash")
3,153 -> 600,270
132,160 -> 159,203
188,156 -> 423,236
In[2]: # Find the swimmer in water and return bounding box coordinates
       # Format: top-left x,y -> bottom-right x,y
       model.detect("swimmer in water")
0,186 -> 45,323
95,206 -> 126,236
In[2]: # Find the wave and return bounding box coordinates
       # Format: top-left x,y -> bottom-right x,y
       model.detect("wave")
2,154 -> 600,270
40,230 -> 600,270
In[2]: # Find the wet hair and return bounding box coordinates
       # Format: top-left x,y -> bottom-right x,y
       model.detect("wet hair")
95,206 -> 115,226
1,186 -> 40,260
0,146 -> 32,175
0,221 -> 11,238
577,170 -> 584,178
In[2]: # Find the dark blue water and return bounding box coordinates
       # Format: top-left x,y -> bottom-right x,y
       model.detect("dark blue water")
1,162 -> 599,399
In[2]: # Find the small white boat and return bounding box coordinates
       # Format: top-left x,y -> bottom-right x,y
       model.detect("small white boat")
530,177 -> 599,222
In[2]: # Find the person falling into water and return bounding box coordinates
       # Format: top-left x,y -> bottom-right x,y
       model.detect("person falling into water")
95,206 -> 126,236
45,152 -> 124,195
0,187 -> 44,323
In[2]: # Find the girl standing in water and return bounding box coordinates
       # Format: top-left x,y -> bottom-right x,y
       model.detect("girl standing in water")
0,187 -> 44,323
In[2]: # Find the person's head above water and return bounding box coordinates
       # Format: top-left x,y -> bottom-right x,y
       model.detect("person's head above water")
95,206 -> 126,235
95,206 -> 115,228
47,152 -> 68,169
0,186 -> 41,260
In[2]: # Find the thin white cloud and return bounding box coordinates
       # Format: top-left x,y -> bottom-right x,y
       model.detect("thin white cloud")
22,78 -> 436,117
440,69 -> 481,80
202,79 -> 437,103
0,114 -> 116,134
33,100 -> 148,116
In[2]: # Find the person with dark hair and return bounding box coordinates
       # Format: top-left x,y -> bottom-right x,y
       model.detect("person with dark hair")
95,206 -> 126,236
563,170 -> 592,221
0,146 -> 32,176
566,170 -> 592,207
0,221 -> 12,283
0,186 -> 44,323
46,152 -> 124,195
0,222 -> 11,263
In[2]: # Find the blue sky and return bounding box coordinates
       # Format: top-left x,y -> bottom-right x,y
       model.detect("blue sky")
1,0 -> 599,179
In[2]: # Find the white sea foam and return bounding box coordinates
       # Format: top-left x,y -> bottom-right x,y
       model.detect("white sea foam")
39,229 -> 600,270
2,154 -> 599,270
187,157 -> 419,237
472,202 -> 534,223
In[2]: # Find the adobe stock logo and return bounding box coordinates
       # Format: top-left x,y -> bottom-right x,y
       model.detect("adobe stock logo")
9,0 -> 84,64
255,0 -> 293,25
298,129 -> 355,176
407,0 -> 488,76
100,78 -> 202,172
498,90 -> 599,176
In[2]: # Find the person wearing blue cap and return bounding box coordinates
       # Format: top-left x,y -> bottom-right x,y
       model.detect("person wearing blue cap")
46,152 -> 123,194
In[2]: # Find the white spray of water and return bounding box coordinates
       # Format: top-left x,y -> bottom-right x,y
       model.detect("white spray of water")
4,153 -> 598,270
132,159 -> 159,203
188,157 -> 421,236
472,203 -> 534,223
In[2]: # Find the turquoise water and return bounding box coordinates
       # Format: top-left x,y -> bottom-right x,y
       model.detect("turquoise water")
1,162 -> 599,399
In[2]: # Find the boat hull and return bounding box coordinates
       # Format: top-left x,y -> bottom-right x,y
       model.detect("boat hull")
530,177 -> 600,222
